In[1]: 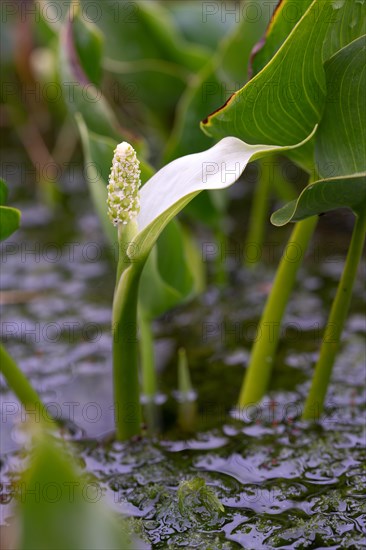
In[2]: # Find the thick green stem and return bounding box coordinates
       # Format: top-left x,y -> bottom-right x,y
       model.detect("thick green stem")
238,215 -> 318,407
112,221 -> 144,440
139,311 -> 157,397
302,207 -> 366,420
112,263 -> 143,440
0,345 -> 53,425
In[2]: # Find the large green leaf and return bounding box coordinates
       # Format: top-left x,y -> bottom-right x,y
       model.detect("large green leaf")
251,0 -> 313,76
315,35 -> 366,177
201,0 -> 366,170
250,0 -> 365,77
16,427 -> 133,550
272,35 -> 366,224
76,117 -> 119,246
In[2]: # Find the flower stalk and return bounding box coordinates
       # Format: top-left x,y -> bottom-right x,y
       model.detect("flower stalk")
108,142 -> 144,440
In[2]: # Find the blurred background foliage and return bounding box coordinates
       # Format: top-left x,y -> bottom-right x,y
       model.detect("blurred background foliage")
1,0 -> 299,224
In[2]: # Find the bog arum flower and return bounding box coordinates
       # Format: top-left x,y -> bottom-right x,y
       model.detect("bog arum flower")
107,142 -> 141,226
105,129 -> 317,440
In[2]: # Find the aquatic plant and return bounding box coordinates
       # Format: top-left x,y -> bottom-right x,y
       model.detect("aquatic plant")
106,135 -> 311,439
3,0 -> 362,433
201,0 -> 366,413
54,0 -> 365,433
272,34 -> 366,417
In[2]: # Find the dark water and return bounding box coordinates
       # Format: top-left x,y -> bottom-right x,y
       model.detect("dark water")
1,179 -> 365,548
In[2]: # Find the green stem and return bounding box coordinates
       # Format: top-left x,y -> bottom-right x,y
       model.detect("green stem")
244,158 -> 272,267
139,311 -> 157,397
112,221 -> 144,440
238,215 -> 318,407
0,345 -> 53,425
113,263 -> 143,440
302,207 -> 366,420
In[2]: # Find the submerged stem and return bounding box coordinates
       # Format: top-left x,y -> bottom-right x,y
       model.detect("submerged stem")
302,206 -> 366,420
238,215 -> 318,407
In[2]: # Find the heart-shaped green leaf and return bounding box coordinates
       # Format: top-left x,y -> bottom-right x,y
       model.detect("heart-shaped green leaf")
272,35 -> 366,224
315,35 -> 366,177
271,173 -> 366,225
251,0 -> 313,76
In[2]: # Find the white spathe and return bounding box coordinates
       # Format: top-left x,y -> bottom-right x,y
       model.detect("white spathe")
137,134 -> 314,233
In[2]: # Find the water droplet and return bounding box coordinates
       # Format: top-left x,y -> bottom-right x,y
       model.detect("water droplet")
332,0 -> 345,8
